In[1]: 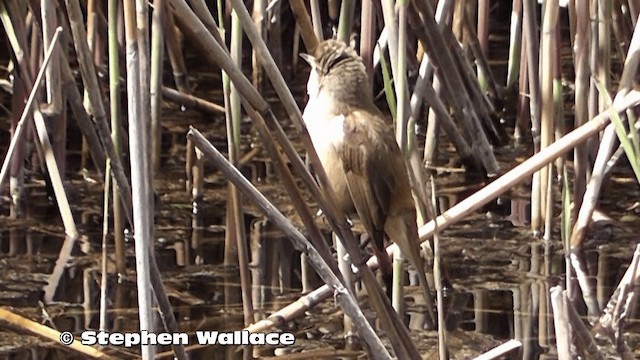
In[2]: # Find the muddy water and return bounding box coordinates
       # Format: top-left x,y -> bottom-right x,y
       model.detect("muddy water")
1,99 -> 640,360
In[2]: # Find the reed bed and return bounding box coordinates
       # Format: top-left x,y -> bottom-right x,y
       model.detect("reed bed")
0,1 -> 639,359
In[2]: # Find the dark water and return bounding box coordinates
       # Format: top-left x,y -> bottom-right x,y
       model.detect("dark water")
1,114 -> 639,359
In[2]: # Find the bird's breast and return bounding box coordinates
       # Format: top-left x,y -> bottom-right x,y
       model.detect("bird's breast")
303,98 -> 353,213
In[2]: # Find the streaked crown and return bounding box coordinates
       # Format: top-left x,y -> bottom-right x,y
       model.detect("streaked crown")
302,40 -> 372,108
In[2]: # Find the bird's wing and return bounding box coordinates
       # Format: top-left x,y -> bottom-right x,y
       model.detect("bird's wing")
339,111 -> 396,248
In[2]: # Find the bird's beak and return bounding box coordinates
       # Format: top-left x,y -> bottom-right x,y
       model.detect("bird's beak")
299,53 -> 315,66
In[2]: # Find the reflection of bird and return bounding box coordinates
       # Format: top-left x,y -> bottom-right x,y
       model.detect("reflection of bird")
302,40 -> 435,323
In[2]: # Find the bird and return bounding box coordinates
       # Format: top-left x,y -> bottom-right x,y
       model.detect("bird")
301,39 -> 435,324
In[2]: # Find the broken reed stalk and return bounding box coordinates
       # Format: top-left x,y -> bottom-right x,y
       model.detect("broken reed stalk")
0,26 -> 61,191
595,244 -> 640,342
34,108 -> 79,237
563,288 -> 605,359
550,286 -> 572,359
188,128 -> 393,360
473,339 -> 522,360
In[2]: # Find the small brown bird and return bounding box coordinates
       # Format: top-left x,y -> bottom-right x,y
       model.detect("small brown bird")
302,40 -> 435,323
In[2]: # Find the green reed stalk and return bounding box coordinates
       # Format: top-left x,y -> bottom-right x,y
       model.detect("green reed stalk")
229,7 -> 254,326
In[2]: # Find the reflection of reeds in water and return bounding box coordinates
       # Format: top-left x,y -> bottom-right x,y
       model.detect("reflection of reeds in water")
2,1 -> 640,359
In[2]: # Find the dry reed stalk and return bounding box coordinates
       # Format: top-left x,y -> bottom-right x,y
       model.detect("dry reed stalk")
0,26 -> 61,190
477,0 -> 489,92
99,161 -> 111,331
473,339 -> 522,360
572,0 -> 590,215
228,8 -> 254,326
587,0 -> 599,125
506,0 -> 523,89
523,0 -> 542,231
408,2 -> 478,170
41,0 -> 61,111
464,12 -> 500,100
64,0 -> 134,225
252,0 -> 266,87
34,108 -> 78,238
597,0 -> 611,112
611,1 -> 629,62
539,0 -> 559,233
120,0 -> 154,357
413,0 -> 499,175
0,308 -> 114,359
108,0 -> 125,276
40,0 -> 65,175
360,0 -> 375,84
150,0 -> 166,172
550,286 -> 573,359
416,90 -> 640,242
289,0 -> 318,52
161,86 -> 225,113
428,178 -> 448,360
515,37 -> 529,140
569,15 -> 640,322
164,4 -> 191,93
595,244 -> 640,346
309,0 -> 323,39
